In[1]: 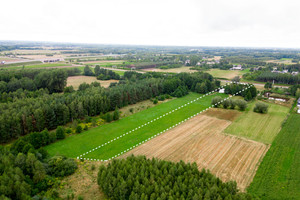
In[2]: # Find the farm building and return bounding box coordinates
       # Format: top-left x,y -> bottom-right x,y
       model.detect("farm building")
230,65 -> 242,70
42,58 -> 63,63
262,92 -> 289,102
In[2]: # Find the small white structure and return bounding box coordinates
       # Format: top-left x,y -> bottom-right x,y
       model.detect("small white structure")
219,88 -> 225,93
292,72 -> 299,75
230,65 -> 242,70
1,61 -> 5,64
185,60 -> 190,66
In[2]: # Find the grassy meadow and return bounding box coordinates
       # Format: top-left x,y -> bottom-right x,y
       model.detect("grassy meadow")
206,69 -> 249,79
45,93 -> 228,160
225,101 -> 289,144
248,109 -> 300,199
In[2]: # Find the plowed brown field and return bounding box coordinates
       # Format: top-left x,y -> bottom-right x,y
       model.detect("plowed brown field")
121,113 -> 269,191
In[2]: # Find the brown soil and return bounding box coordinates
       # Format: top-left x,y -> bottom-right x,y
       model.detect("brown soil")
204,108 -> 241,121
121,114 -> 269,191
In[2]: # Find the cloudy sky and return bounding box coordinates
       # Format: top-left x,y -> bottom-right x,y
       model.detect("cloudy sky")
1,0 -> 300,48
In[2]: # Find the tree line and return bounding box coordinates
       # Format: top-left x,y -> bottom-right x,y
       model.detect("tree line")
0,72 -> 219,143
97,155 -> 254,200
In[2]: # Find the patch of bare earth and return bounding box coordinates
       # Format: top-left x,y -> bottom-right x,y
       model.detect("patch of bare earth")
121,114 -> 269,191
204,108 -> 241,121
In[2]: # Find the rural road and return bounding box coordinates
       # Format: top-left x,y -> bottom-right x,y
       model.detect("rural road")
220,80 -> 289,89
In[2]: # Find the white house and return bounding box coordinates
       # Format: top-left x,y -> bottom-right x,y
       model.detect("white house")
219,88 -> 225,93
230,65 -> 242,70
185,60 -> 190,66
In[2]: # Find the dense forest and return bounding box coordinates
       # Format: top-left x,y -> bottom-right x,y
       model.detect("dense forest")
0,139 -> 77,199
0,71 -> 219,143
0,68 -> 81,93
98,155 -> 255,200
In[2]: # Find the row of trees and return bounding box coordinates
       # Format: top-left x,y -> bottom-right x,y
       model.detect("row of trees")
95,66 -> 121,80
255,72 -> 300,85
97,155 -> 254,200
211,96 -> 248,111
224,83 -> 257,101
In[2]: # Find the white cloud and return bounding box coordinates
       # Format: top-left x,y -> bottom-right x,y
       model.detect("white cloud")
1,0 -> 300,48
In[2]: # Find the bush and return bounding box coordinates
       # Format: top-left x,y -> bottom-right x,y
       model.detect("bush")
113,107 -> 120,120
76,125 -> 82,133
83,125 -> 88,131
236,99 -> 247,111
65,128 -> 72,134
157,95 -> 165,101
103,113 -> 112,122
48,156 -> 78,177
211,96 -> 222,107
253,102 -> 269,113
153,99 -> 158,104
78,83 -> 90,91
229,99 -> 236,109
56,126 -> 65,139
49,131 -> 57,143
222,99 -> 231,109
64,86 -> 74,93
129,108 -> 134,113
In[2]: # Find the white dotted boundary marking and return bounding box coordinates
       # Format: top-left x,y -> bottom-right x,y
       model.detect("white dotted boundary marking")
77,82 -> 249,160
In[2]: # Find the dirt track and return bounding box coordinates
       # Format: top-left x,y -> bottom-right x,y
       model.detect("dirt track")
121,113 -> 269,191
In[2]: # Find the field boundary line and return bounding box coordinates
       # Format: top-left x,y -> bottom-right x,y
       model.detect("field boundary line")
77,82 -> 251,161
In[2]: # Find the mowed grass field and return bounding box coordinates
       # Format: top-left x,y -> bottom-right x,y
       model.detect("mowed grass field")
206,69 -> 249,79
225,101 -> 289,144
45,93 -> 228,160
248,111 -> 300,199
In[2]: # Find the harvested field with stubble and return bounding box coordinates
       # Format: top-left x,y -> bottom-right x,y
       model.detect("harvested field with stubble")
121,114 -> 269,191
67,76 -> 119,89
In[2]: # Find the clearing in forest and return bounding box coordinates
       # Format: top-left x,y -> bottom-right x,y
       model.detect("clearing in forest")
207,69 -> 247,80
67,76 -> 119,89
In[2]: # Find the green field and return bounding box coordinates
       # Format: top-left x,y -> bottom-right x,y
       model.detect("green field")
0,61 -> 42,68
225,101 -> 289,144
206,69 -> 248,79
45,93 -> 227,160
2,63 -> 68,70
248,110 -> 300,199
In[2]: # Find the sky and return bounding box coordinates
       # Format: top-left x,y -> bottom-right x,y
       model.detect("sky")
1,0 -> 300,48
